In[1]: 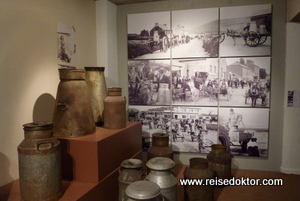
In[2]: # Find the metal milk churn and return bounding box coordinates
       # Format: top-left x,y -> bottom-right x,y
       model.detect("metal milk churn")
145,157 -> 177,201
156,83 -> 170,105
126,180 -> 164,201
103,87 -> 126,129
207,144 -> 232,180
147,133 -> 173,161
118,159 -> 146,201
53,69 -> 95,137
18,122 -> 63,201
84,67 -> 107,126
184,158 -> 214,201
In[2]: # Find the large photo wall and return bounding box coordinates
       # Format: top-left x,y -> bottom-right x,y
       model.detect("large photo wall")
127,4 -> 272,158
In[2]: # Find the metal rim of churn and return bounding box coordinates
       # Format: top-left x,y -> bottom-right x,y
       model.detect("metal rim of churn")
189,157 -> 209,169
121,159 -> 143,169
107,87 -> 122,96
125,180 -> 161,200
59,69 -> 85,80
151,133 -> 170,147
146,157 -> 175,171
84,66 -> 105,71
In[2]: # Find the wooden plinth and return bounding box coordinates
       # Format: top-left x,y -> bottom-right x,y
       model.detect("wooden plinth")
58,121 -> 142,182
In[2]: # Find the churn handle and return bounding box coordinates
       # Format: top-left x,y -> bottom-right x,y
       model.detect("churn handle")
37,141 -> 54,152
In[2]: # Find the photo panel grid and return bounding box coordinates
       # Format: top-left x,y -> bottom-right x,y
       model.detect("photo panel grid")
219,4 -> 272,57
127,11 -> 171,60
171,7 -> 219,58
126,4 -> 272,158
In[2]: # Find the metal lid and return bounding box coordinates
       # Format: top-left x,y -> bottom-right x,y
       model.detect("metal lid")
121,159 -> 143,169
23,122 -> 53,131
84,67 -> 105,71
126,180 -> 161,199
146,157 -> 175,170
59,69 -> 85,80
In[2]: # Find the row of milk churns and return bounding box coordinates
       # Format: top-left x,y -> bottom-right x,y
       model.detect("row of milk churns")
119,157 -> 177,201
53,67 -> 127,137
17,67 -> 126,201
118,138 -> 232,201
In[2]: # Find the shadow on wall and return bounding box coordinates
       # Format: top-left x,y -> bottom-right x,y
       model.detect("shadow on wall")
0,152 -> 14,198
33,93 -> 56,122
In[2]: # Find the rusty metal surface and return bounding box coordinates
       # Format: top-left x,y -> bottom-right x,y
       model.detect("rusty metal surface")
18,122 -> 63,201
53,70 -> 95,137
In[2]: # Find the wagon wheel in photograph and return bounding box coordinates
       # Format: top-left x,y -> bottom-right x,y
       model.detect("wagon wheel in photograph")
161,36 -> 169,52
245,31 -> 260,47
258,35 -> 267,45
219,33 -> 225,43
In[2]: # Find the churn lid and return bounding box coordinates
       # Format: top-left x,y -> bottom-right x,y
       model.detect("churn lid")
121,159 -> 143,169
125,180 -> 161,199
23,122 -> 53,131
146,157 -> 175,170
84,66 -> 105,71
23,122 -> 53,139
59,69 -> 85,80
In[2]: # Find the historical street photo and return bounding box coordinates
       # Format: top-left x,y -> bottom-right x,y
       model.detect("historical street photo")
218,57 -> 271,107
218,107 -> 269,158
128,106 -> 218,153
219,4 -> 272,57
171,8 -> 219,58
128,60 -> 171,105
127,11 -> 171,59
171,58 -> 219,106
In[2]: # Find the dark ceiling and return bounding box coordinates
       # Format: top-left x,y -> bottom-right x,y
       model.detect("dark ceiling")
108,0 -> 168,5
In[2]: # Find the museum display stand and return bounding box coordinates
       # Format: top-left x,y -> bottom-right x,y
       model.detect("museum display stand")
0,121 -> 143,201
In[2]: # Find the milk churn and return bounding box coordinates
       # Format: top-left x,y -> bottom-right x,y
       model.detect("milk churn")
103,87 -> 126,129
145,157 -> 177,201
53,69 -> 95,137
207,144 -> 232,180
156,83 -> 170,105
184,158 -> 214,201
147,133 -> 173,161
18,122 -> 63,201
84,67 -> 107,126
126,180 -> 164,201
118,159 -> 146,201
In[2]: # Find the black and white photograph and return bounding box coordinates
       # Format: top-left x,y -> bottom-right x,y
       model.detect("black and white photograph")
128,60 -> 171,105
57,22 -> 76,68
218,107 -> 269,158
171,58 -> 219,106
218,57 -> 271,107
127,12 -> 171,59
128,106 -> 218,153
171,8 -> 219,58
219,4 -> 272,57
170,107 -> 218,153
128,106 -> 173,150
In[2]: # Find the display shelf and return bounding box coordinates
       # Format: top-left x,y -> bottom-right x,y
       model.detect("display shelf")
59,121 -> 142,182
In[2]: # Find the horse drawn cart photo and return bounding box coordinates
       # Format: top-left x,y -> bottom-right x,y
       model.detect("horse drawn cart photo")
220,11 -> 272,47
